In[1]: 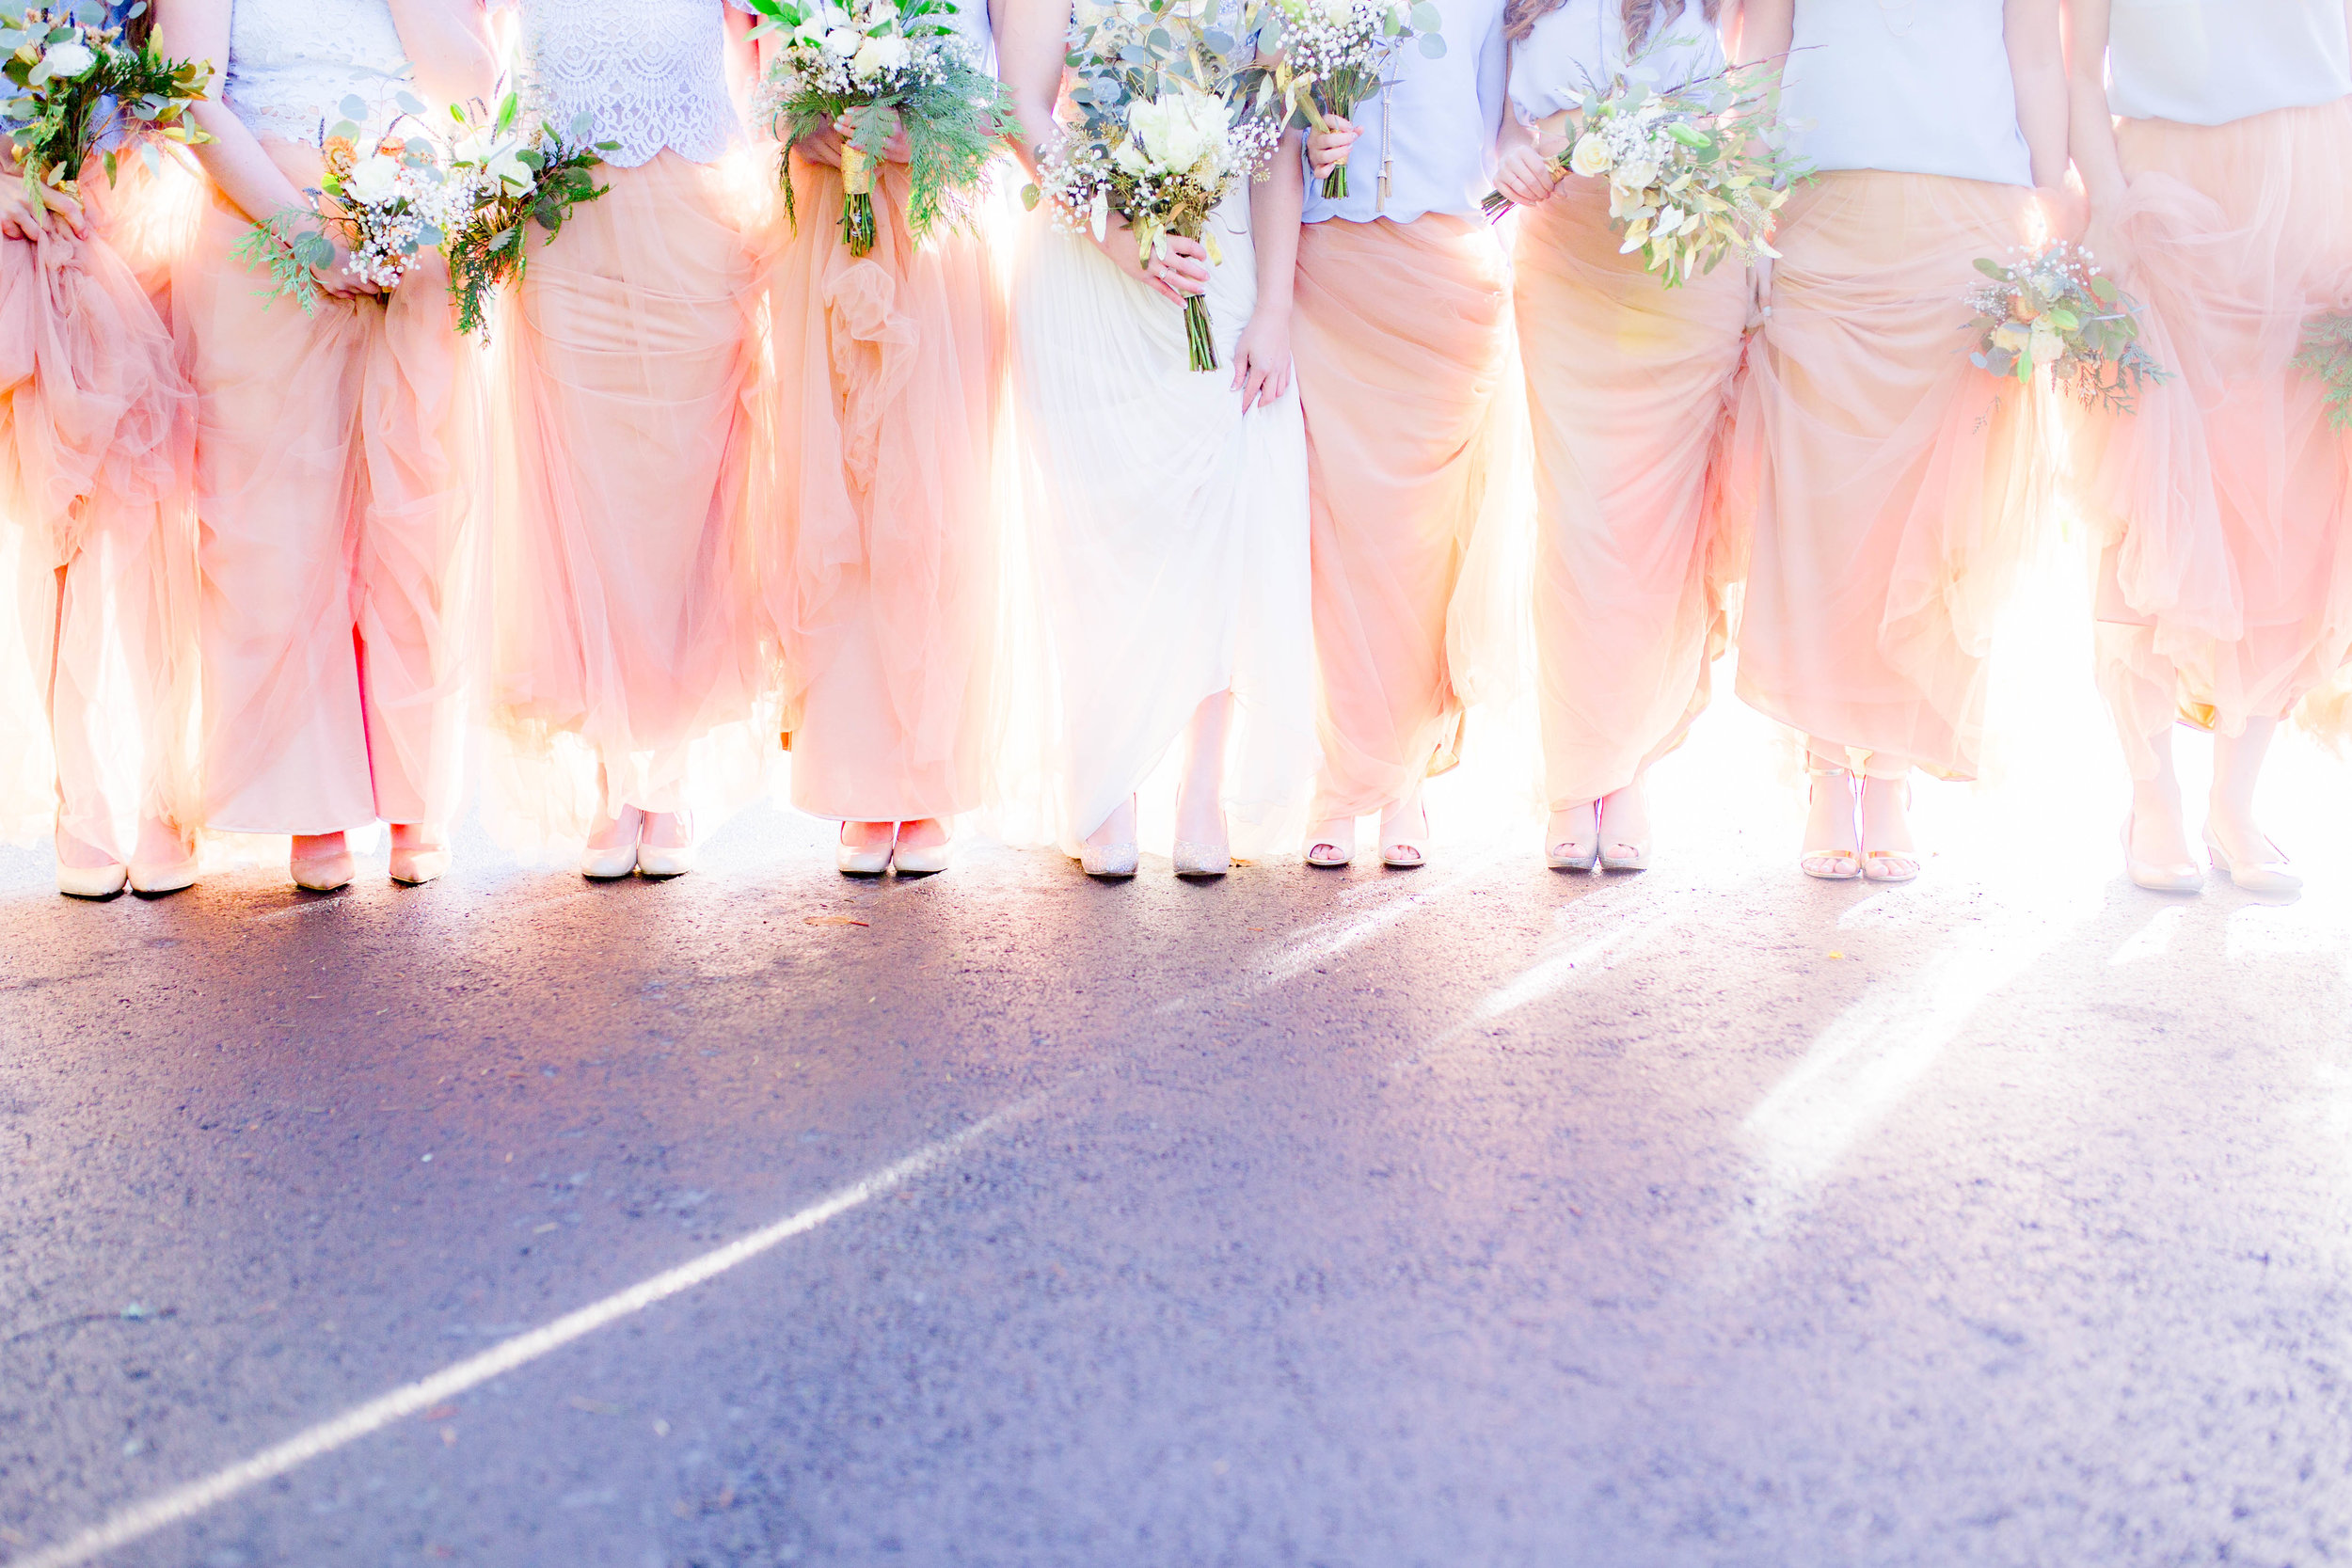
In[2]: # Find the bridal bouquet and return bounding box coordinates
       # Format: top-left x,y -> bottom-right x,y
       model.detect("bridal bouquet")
1265,0 -> 1440,200
238,94 -> 464,313
750,0 -> 1015,256
1481,56 -> 1802,289
1966,242 -> 2169,415
2293,313 -> 2352,429
440,90 -> 617,339
1029,0 -> 1284,372
0,2 -> 211,218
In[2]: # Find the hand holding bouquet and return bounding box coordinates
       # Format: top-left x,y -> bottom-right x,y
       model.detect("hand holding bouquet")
1966,242 -> 2169,415
1483,56 -> 1803,290
2293,313 -> 2352,430
237,95 -> 461,313
0,2 -> 211,223
1029,0 -> 1284,372
1265,0 -> 1439,201
750,0 -> 1016,256
441,90 -> 618,339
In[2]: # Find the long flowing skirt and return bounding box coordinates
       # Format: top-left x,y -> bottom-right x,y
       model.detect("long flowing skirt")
0,202 -> 199,858
1515,180 -> 1748,808
1295,213 -> 1511,817
2071,100 -> 2352,770
766,155 -> 1003,822
487,151 -> 771,841
176,164 -> 481,834
1006,200 -> 1318,855
1728,170 -> 2050,780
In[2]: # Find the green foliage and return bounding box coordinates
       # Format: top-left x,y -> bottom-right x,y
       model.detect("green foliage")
1966,244 -> 2169,416
773,59 -> 1016,245
2293,313 -> 2352,431
443,98 -> 618,341
0,3 -> 211,216
232,206 -> 333,315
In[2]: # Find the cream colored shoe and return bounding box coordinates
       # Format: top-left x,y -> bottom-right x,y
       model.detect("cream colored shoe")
636,811 -> 694,879
581,806 -> 642,880
837,822 -> 895,876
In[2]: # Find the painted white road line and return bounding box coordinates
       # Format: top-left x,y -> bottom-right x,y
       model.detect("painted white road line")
8,1094 -> 1049,1568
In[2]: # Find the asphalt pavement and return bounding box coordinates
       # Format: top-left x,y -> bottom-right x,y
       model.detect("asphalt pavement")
6,620 -> 2352,1568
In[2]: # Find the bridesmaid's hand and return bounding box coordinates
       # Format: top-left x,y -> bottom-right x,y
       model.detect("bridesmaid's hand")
1304,117 -> 1359,179
1491,143 -> 1562,209
310,235 -> 380,299
832,113 -> 913,165
1231,309 -> 1292,410
1091,220 -> 1210,306
794,124 -> 845,167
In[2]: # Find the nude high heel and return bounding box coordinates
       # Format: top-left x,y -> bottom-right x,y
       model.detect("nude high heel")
1597,784 -> 1649,873
837,821 -> 895,877
389,826 -> 451,887
1545,800 -> 1599,872
55,825 -> 126,900
636,810 -> 695,878
1801,766 -> 1862,881
890,820 -> 952,877
2121,814 -> 2201,894
580,805 -> 642,880
2203,825 -> 2300,895
291,832 -> 356,893
1305,816 -> 1355,868
1379,794 -> 1427,869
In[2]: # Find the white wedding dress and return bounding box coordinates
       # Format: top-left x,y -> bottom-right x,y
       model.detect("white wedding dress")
1003,191 -> 1321,858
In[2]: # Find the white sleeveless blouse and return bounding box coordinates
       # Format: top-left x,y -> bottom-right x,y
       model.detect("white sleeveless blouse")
1299,0 -> 1510,226
1780,0 -> 2033,188
222,0 -> 414,142
513,0 -> 747,167
2107,0 -> 2352,126
1509,0 -> 1724,120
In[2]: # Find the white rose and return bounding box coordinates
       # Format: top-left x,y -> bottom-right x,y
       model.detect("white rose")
1611,159 -> 1659,194
40,41 -> 95,79
486,148 -> 535,198
2028,320 -> 2064,366
344,153 -> 403,206
452,132 -> 495,166
823,26 -> 862,56
850,33 -> 910,79
1566,133 -> 1611,178
1129,85 -> 1226,175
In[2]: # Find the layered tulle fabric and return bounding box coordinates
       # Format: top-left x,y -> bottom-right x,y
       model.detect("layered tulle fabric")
176,171 -> 482,835
764,154 -> 1004,822
1296,213 -> 1512,818
1727,170 -> 2051,780
2069,101 -> 2352,771
1002,198 -> 1319,856
1514,178 -> 1749,808
486,151 -> 773,843
0,181 -> 199,859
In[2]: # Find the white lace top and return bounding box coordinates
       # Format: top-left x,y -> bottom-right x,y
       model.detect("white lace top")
512,0 -> 749,167
222,0 -> 415,143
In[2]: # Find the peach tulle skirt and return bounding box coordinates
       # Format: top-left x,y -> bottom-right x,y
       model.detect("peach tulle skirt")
1728,170 -> 2051,781
487,152 -> 772,841
2070,101 -> 2352,770
177,168 -> 482,835
765,155 -> 1004,822
1514,180 -> 1748,809
0,177 -> 199,859
1296,214 -> 1512,817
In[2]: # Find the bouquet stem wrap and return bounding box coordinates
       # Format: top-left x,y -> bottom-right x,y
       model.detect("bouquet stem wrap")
1184,291 -> 1215,372
838,139 -> 878,254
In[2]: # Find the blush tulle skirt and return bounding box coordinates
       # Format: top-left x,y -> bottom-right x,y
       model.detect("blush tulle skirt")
764,154 -> 1005,824
0,166 -> 200,860
1295,213 -> 1512,819
1512,179 -> 1748,809
1726,170 -> 2053,781
176,157 -> 483,836
2070,100 -> 2352,771
485,151 -> 775,844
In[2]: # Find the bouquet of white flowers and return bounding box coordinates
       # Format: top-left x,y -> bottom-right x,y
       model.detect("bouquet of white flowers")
237,93 -> 465,312
440,90 -> 618,339
1483,55 -> 1802,289
1966,242 -> 2168,415
0,1 -> 212,217
1265,0 -> 1439,201
750,0 -> 1015,256
1029,0 -> 1284,372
